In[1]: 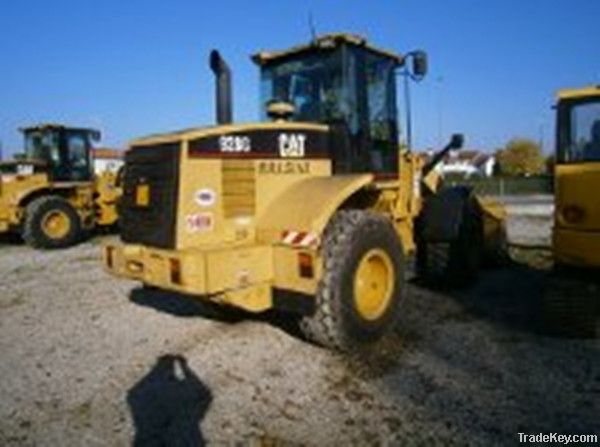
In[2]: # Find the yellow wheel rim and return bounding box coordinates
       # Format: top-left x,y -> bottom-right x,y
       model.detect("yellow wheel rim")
41,210 -> 71,240
353,248 -> 395,321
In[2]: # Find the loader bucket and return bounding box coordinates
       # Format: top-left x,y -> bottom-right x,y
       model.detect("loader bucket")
476,197 -> 509,265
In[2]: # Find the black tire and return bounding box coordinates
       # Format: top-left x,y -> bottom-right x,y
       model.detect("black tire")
542,273 -> 598,339
417,197 -> 483,287
22,196 -> 82,249
483,224 -> 510,267
300,210 -> 405,351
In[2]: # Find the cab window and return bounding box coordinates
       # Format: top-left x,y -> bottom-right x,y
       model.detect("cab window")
260,51 -> 347,124
571,101 -> 600,161
25,130 -> 60,164
365,51 -> 398,172
64,133 -> 92,180
559,99 -> 600,162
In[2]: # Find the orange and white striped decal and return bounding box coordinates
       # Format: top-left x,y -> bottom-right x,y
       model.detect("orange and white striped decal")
280,230 -> 319,248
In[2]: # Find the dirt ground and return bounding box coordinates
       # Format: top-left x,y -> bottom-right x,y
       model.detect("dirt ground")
0,207 -> 598,446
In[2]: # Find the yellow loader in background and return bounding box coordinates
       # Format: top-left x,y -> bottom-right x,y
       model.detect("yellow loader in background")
544,86 -> 600,338
0,124 -> 121,249
103,34 -> 506,350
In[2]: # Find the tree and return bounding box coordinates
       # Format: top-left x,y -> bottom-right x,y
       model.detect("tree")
496,138 -> 545,176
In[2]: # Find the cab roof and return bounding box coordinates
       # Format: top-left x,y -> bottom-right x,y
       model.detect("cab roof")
19,123 -> 100,134
557,85 -> 600,101
252,33 -> 404,66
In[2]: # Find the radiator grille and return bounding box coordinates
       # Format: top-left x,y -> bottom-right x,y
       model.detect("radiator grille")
222,160 -> 255,218
120,143 -> 180,249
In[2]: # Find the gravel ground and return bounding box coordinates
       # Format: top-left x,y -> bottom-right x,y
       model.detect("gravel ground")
0,206 -> 598,446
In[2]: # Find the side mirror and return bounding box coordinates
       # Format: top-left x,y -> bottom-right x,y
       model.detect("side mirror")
90,130 -> 101,142
449,133 -> 464,150
412,50 -> 428,78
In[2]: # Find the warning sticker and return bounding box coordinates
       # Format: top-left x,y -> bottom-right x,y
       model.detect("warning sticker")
186,213 -> 214,233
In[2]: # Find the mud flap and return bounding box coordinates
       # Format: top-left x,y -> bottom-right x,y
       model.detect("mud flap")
416,186 -> 483,286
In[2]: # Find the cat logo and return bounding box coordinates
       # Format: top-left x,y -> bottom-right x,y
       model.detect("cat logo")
278,133 -> 306,158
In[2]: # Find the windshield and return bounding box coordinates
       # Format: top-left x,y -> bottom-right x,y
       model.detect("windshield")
260,51 -> 347,123
558,98 -> 600,162
24,130 -> 60,163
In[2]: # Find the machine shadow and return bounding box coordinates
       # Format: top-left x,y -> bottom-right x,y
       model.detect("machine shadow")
129,286 -> 305,340
421,257 -> 551,336
127,354 -> 212,447
129,286 -> 244,322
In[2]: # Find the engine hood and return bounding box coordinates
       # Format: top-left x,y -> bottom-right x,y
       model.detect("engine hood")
0,159 -> 48,176
129,122 -> 330,160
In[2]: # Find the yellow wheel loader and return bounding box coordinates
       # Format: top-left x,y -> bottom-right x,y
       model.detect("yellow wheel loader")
0,124 -> 120,249
543,86 -> 600,338
103,34 -> 505,350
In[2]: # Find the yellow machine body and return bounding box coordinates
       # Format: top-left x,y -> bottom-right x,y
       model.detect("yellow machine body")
553,86 -> 600,268
0,172 -> 120,233
93,171 -> 121,227
0,173 -> 97,232
104,34 -> 506,321
104,121 -> 431,311
104,122 -> 504,312
0,124 -> 121,247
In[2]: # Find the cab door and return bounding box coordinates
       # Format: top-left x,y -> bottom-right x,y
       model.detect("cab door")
55,130 -> 93,182
555,163 -> 600,231
555,97 -> 600,232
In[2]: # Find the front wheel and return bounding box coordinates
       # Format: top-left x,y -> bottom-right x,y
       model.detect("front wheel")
22,196 -> 82,249
300,210 -> 405,351
416,198 -> 483,287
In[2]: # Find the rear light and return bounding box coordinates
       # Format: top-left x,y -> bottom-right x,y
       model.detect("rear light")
298,252 -> 314,278
170,258 -> 182,284
126,261 -> 143,274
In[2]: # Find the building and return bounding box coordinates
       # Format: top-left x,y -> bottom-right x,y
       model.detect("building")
92,148 -> 124,174
435,150 -> 496,178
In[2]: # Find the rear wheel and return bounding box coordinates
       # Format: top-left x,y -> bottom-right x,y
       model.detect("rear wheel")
22,196 -> 82,249
300,210 -> 405,351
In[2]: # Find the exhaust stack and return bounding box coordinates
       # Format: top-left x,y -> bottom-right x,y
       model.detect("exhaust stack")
209,50 -> 233,125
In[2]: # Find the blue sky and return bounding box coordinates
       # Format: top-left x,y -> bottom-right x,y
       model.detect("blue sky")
0,0 -> 598,155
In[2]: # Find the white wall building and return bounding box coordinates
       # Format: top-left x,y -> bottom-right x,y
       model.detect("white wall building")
92,148 -> 123,174
435,150 -> 496,178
